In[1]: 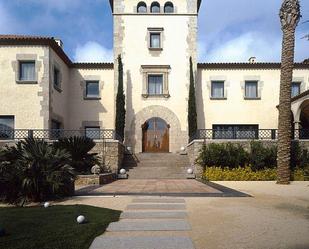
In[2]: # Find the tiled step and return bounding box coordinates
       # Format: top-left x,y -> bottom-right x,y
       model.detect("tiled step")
132,198 -> 185,203
107,220 -> 191,231
120,211 -> 187,219
89,236 -> 195,249
126,203 -> 186,210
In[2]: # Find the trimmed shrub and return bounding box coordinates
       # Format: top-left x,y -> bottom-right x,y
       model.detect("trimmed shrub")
249,141 -> 277,171
203,166 -> 305,181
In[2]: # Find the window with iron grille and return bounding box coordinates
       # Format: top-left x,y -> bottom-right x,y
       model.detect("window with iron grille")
85,126 -> 100,139
213,124 -> 259,139
0,116 -> 14,139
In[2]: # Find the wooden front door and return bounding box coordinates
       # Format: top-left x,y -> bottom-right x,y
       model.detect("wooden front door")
142,118 -> 169,153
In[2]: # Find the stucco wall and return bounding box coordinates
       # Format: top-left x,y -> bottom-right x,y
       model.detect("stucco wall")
197,68 -> 309,130
68,68 -> 115,130
0,46 -> 49,129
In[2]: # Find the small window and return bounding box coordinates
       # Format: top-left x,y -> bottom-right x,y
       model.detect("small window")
292,82 -> 301,97
0,116 -> 14,139
148,75 -> 163,95
86,81 -> 100,98
137,1 -> 147,13
53,67 -> 61,89
211,81 -> 225,98
150,33 -> 161,48
85,126 -> 101,139
51,120 -> 61,130
19,61 -> 35,81
164,2 -> 174,13
245,81 -> 258,99
151,2 -> 160,13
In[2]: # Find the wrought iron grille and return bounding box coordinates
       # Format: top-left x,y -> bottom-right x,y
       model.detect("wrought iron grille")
0,129 -> 121,141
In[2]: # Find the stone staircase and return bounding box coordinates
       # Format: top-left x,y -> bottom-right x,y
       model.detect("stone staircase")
122,153 -> 190,179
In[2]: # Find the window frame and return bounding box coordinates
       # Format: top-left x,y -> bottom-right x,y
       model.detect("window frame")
291,82 -> 301,97
85,126 -> 101,140
0,115 -> 15,140
137,1 -> 147,13
53,66 -> 62,92
85,81 -> 100,100
211,81 -> 225,99
150,1 -> 160,13
18,60 -> 36,82
212,124 -> 259,140
164,2 -> 174,13
244,80 -> 259,99
148,28 -> 163,51
147,74 -> 164,95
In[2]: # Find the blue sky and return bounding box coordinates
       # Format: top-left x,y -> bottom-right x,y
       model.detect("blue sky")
0,0 -> 308,63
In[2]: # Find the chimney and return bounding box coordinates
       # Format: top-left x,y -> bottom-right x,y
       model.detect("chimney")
248,57 -> 256,63
53,38 -> 63,48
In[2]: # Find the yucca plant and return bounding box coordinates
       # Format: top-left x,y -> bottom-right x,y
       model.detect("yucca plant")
0,138 -> 75,205
55,136 -> 99,174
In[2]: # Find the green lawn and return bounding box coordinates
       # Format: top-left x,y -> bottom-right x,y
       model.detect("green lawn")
0,205 -> 121,249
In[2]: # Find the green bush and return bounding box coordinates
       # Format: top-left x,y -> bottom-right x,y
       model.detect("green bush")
55,136 -> 99,174
249,141 -> 277,171
0,138 -> 75,205
196,143 -> 248,169
203,166 -> 305,181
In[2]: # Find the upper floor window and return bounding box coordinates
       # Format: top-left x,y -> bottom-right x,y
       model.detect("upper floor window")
150,33 -> 161,48
137,1 -> 147,13
19,61 -> 35,81
86,81 -> 100,99
245,81 -> 258,99
148,75 -> 163,95
211,81 -> 225,99
291,82 -> 301,97
164,2 -> 174,13
0,116 -> 14,139
53,66 -> 61,90
151,2 -> 160,13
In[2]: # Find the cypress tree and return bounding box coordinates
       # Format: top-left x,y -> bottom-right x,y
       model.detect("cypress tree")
188,56 -> 197,141
115,55 -> 126,142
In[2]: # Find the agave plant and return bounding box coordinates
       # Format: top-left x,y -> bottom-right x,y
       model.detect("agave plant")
55,136 -> 100,174
0,138 -> 75,205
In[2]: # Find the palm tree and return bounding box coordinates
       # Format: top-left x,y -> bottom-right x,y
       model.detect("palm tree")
277,0 -> 301,184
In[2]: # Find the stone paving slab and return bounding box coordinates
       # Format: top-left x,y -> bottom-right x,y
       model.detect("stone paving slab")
126,203 -> 186,210
121,211 -> 188,219
107,220 -> 191,231
89,236 -> 195,249
132,198 -> 185,203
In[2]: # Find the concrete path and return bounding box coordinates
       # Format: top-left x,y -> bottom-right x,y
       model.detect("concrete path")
89,197 -> 195,249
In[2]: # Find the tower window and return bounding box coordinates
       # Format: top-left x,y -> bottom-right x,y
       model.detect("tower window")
137,2 -> 147,13
164,2 -> 174,13
151,2 -> 160,13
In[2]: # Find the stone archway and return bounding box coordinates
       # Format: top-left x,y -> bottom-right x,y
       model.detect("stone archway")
126,105 -> 187,153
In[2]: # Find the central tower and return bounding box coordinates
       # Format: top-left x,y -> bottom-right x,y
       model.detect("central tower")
111,0 -> 201,153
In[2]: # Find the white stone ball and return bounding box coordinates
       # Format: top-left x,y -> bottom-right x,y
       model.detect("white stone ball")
180,146 -> 185,151
43,202 -> 50,208
127,146 -> 132,151
77,215 -> 86,224
187,168 -> 194,174
119,168 -> 126,175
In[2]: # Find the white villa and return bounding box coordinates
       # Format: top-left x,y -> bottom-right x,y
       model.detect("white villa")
0,0 -> 309,154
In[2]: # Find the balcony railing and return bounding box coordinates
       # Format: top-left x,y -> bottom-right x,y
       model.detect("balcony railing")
190,129 -> 309,142
0,129 -> 122,141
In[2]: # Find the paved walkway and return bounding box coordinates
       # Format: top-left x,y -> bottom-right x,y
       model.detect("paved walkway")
89,197 -> 195,249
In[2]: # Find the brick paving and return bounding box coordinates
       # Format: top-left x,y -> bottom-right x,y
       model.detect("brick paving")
75,179 -> 223,196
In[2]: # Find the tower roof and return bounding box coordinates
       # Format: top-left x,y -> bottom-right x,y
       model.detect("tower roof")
109,0 -> 202,12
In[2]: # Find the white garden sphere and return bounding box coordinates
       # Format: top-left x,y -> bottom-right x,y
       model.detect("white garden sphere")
180,146 -> 185,151
43,202 -> 50,208
119,168 -> 126,175
77,215 -> 86,224
187,168 -> 193,174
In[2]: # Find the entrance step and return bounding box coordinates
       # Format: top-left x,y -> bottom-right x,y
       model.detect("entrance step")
132,198 -> 185,203
126,203 -> 186,210
106,220 -> 191,232
122,153 -> 190,179
120,211 -> 187,219
89,236 -> 195,249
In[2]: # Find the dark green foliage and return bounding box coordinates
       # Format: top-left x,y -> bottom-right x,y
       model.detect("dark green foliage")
0,205 -> 121,249
196,143 -> 248,169
115,54 -> 126,142
291,141 -> 309,169
55,136 -> 99,174
249,141 -> 277,171
0,138 -> 75,205
188,57 -> 197,140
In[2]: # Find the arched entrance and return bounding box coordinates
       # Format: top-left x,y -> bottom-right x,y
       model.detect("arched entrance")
142,117 -> 169,153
